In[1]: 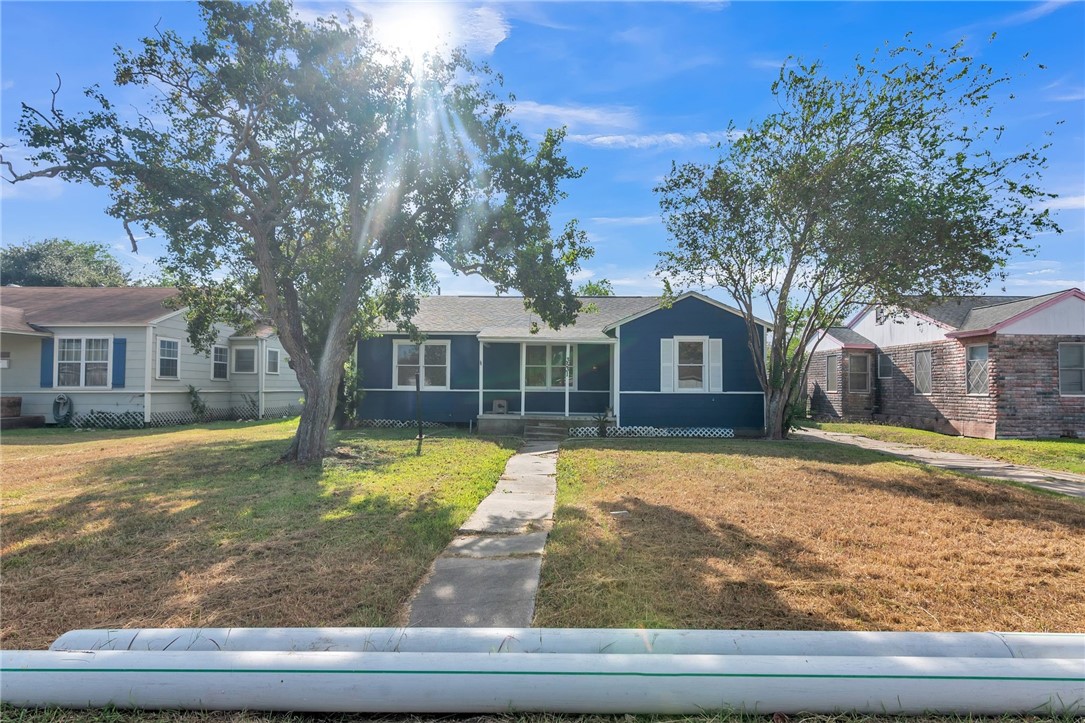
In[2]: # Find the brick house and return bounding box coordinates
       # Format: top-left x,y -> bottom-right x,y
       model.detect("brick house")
805,288 -> 1085,439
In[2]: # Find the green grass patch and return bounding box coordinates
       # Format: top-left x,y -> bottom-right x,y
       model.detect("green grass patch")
1,420 -> 516,649
803,421 -> 1085,475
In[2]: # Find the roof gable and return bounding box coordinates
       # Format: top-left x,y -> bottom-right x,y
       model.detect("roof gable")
603,291 -> 772,331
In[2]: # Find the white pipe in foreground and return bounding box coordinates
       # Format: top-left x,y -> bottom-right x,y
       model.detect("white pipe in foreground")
2,649 -> 1083,714
49,627 -> 1085,660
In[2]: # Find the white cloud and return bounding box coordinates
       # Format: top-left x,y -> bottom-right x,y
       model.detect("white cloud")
1043,194 -> 1085,211
589,215 -> 659,227
748,58 -> 786,71
1000,0 -> 1071,25
511,101 -> 639,133
566,130 -> 739,150
1,80 -> 13,91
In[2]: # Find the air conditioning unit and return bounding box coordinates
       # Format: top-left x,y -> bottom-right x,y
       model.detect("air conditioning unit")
492,399 -> 508,414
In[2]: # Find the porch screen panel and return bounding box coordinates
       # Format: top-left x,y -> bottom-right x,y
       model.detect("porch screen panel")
525,345 -> 547,387
550,346 -> 569,388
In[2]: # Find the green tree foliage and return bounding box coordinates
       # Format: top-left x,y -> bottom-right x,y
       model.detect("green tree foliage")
656,37 -> 1059,439
575,278 -> 615,296
2,0 -> 591,462
0,238 -> 130,287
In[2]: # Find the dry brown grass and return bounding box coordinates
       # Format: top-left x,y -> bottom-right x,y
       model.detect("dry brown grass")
536,438 -> 1085,632
0,421 -> 515,650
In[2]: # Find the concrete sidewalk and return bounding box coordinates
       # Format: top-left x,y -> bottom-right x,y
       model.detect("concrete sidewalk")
406,441 -> 558,627
794,427 -> 1085,499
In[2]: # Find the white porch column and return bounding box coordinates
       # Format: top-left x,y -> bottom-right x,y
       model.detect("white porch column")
520,342 -> 526,417
477,339 -> 484,417
564,343 -> 571,417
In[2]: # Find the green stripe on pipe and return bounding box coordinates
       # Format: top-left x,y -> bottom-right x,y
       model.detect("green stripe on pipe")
2,668 -> 1082,682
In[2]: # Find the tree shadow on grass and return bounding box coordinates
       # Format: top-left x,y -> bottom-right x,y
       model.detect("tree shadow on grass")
0,430 -> 498,650
536,495 -> 862,631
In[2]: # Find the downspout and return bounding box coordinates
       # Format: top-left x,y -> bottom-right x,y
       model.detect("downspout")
143,325 -> 154,426
257,337 -> 266,420
477,338 -> 483,418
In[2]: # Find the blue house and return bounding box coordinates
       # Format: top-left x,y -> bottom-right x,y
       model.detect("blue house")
356,292 -> 769,433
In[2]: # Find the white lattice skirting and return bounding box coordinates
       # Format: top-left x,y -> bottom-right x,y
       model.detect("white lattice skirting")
360,419 -> 448,429
569,426 -> 736,438
63,405 -> 303,430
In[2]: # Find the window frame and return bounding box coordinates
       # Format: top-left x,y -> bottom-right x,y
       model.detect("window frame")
673,336 -> 708,393
157,337 -> 180,380
1058,342 -> 1085,397
524,343 -> 577,390
54,335 -> 113,389
826,354 -> 839,394
211,345 -> 229,381
914,349 -> 933,396
233,346 -> 257,374
965,344 -> 990,397
877,353 -> 892,379
848,353 -> 870,394
266,348 -> 280,375
393,339 -> 451,391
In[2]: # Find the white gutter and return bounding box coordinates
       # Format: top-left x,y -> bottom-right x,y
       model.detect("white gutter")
2,627 -> 1077,715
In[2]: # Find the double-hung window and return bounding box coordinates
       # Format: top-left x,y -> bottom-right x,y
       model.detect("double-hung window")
826,355 -> 839,393
966,345 -> 989,395
233,347 -> 257,374
676,339 -> 706,390
914,350 -> 933,395
266,348 -> 280,375
158,338 -> 179,379
1059,343 -> 1085,395
877,353 -> 892,379
395,340 -> 449,390
57,337 -> 111,388
848,354 -> 870,393
212,346 -> 229,380
525,344 -> 573,389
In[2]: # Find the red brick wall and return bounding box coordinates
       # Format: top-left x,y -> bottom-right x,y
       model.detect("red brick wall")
872,337 -> 998,438
995,335 -> 1085,438
805,350 -> 874,420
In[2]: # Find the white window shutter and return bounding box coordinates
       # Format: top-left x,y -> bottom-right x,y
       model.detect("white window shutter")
660,338 -> 674,392
709,338 -> 723,392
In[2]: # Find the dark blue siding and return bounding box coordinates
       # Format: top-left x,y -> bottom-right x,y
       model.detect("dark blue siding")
619,296 -> 763,393
357,335 -> 479,391
449,336 -> 478,390
358,335 -> 393,389
359,390 -> 478,423
621,393 -> 764,429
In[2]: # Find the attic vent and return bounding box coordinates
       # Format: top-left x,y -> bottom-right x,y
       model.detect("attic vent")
875,307 -> 886,325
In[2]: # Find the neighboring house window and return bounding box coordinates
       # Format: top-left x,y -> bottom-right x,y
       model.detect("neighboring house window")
158,338 -> 179,379
676,339 -> 705,390
0,351 -> 9,369
57,337 -> 110,388
848,354 -> 870,393
826,355 -> 839,393
394,340 -> 450,390
1059,343 -> 1085,395
525,344 -> 573,389
234,347 -> 257,374
914,349 -> 932,395
877,353 -> 892,379
966,344 -> 989,396
266,348 -> 280,375
212,346 -> 229,380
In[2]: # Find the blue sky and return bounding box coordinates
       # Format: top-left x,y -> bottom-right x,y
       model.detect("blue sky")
2,1 -> 1083,301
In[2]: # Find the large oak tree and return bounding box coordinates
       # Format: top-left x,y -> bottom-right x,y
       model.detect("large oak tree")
2,1 -> 591,462
657,38 -> 1059,439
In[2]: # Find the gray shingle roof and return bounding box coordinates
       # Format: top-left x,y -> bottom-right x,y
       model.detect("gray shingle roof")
376,296 -> 661,339
825,327 -> 875,346
956,290 -> 1070,332
0,287 -> 179,325
905,295 -> 1030,329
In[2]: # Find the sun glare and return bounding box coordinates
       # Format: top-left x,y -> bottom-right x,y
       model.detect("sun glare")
368,3 -> 456,67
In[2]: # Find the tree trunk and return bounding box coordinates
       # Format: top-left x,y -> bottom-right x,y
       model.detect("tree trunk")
765,387 -> 789,441
282,368 -> 341,464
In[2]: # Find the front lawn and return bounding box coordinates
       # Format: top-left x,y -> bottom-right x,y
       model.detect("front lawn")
803,421 -> 1085,475
535,438 -> 1085,632
0,420 -> 516,650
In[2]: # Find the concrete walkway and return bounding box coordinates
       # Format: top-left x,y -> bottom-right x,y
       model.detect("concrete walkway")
407,441 -> 558,627
794,427 -> 1085,499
